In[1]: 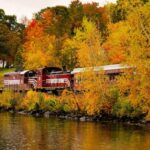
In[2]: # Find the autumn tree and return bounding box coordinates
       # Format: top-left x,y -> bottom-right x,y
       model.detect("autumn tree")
69,0 -> 84,35
23,20 -> 60,69
102,21 -> 130,64
74,17 -> 106,67
107,0 -> 149,23
83,3 -> 109,37
61,38 -> 78,70
0,9 -> 24,68
112,2 -> 150,119
61,17 -> 107,70
36,6 -> 70,37
0,23 -> 22,67
126,2 -> 150,119
63,18 -> 112,115
106,3 -> 122,23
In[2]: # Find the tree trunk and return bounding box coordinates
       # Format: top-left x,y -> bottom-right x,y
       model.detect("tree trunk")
2,59 -> 5,68
5,61 -> 10,68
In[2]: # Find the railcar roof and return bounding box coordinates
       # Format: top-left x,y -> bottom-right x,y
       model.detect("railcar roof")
71,64 -> 130,74
37,67 -> 62,70
4,70 -> 36,76
4,72 -> 19,76
20,70 -> 29,74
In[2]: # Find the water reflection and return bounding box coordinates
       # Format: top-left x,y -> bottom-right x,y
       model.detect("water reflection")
0,113 -> 150,150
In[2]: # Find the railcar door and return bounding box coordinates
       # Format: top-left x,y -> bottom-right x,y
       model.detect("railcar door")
36,69 -> 44,88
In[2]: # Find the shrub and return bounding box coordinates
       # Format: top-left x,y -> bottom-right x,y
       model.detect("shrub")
44,98 -> 62,112
60,90 -> 84,113
21,90 -> 39,111
112,98 -> 133,117
112,97 -> 143,118
0,90 -> 23,109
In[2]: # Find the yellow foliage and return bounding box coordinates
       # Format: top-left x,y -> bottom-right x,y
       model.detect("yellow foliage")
0,91 -> 22,109
103,21 -> 130,64
125,3 -> 150,119
74,17 -> 106,67
60,90 -> 82,112
0,91 -> 13,107
61,38 -> 78,70
21,91 -> 39,110
76,71 -> 112,115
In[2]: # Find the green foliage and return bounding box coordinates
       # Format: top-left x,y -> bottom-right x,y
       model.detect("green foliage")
14,47 -> 24,71
112,98 -> 133,117
112,98 -> 143,118
0,9 -> 24,67
62,104 -> 72,113
44,98 -> 62,112
69,0 -> 84,34
0,68 -> 15,76
9,98 -> 17,109
110,86 -> 120,101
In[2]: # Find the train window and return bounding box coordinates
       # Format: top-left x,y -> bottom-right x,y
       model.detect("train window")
4,74 -> 9,77
108,73 -> 119,81
43,69 -> 50,75
24,71 -> 37,77
109,75 -> 115,81
28,71 -> 36,77
43,67 -> 62,75
51,71 -> 63,74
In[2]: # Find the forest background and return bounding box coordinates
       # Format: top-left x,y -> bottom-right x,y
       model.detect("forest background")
0,0 -> 150,120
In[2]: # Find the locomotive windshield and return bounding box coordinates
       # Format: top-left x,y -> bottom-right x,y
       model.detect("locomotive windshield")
43,67 -> 62,75
28,71 -> 37,77
23,71 -> 37,77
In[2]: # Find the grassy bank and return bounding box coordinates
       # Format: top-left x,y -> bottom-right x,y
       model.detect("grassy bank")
0,68 -> 15,87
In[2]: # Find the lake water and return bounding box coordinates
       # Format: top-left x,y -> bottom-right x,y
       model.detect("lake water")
0,112 -> 150,150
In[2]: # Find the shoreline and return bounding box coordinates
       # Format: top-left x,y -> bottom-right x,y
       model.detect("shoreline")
0,107 -> 148,125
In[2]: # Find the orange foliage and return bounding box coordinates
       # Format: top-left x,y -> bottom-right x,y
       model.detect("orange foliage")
23,18 -> 60,69
40,9 -> 53,30
25,20 -> 44,40
103,21 -> 130,64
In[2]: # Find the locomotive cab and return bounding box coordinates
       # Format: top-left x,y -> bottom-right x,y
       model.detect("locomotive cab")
36,67 -> 62,88
36,67 -> 72,93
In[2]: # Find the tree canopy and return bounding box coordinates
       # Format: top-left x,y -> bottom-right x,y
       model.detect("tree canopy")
0,9 -> 24,68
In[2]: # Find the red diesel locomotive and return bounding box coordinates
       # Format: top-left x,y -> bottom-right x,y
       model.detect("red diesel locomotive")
4,67 -> 72,93
3,64 -> 129,93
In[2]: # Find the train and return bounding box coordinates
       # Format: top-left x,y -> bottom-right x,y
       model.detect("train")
2,64 -> 129,94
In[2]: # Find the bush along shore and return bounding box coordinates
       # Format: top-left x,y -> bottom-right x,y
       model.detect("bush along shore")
0,90 -> 149,124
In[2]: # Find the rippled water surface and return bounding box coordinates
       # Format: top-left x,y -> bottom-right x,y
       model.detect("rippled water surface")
0,113 -> 150,150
